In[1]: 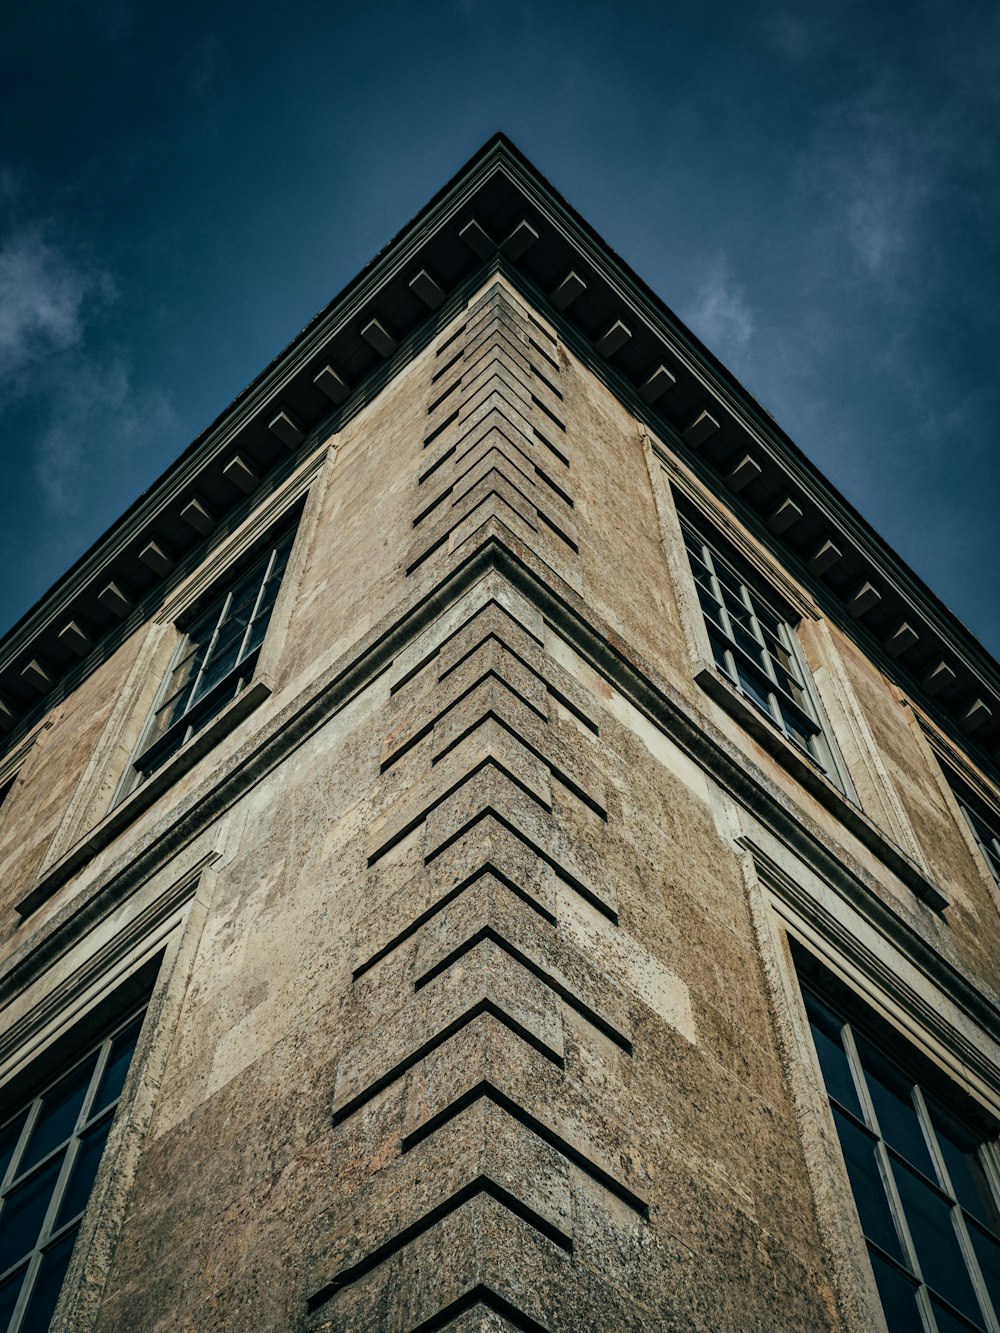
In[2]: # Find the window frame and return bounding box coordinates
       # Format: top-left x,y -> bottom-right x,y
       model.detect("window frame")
679,514 -> 849,792
800,969 -> 1000,1333
955,789 -> 1000,893
116,516 -> 298,803
0,1001 -> 150,1333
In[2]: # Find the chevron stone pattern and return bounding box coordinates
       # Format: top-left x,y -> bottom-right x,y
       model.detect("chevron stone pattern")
306,287 -> 660,1331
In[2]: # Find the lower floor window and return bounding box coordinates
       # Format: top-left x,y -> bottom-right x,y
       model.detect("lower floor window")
0,1006 -> 147,1332
803,982 -> 1000,1332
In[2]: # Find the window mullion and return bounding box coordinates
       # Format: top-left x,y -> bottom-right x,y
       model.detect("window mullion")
979,1141 -> 1000,1211
185,590 -> 232,712
14,1132 -> 83,1329
840,1023 -> 928,1289
749,611 -> 777,683
236,548 -> 275,666
0,1102 -> 38,1194
9,1254 -> 43,1333
954,1206 -> 1000,1333
75,1037 -> 112,1135
913,1286 -> 941,1332
707,567 -> 735,644
877,1141 -> 931,1291
916,1077 -> 1000,1333
37,1135 -> 82,1246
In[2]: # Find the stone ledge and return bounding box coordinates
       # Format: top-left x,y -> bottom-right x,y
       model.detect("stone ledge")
693,662 -> 949,913
14,677 -> 272,919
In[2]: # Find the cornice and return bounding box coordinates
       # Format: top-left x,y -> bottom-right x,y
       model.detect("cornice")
1,134 -> 998,788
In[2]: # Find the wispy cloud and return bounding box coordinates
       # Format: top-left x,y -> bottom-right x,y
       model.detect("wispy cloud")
761,7 -> 1000,285
0,216 -> 175,529
33,353 -> 176,519
759,8 -> 840,64
684,259 -> 755,357
814,80 -> 937,282
0,226 -> 113,386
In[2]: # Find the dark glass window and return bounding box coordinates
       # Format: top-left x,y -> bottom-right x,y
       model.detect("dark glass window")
956,794 -> 1000,891
125,524 -> 296,792
803,985 -> 1000,1332
0,1009 -> 147,1332
680,519 -> 842,784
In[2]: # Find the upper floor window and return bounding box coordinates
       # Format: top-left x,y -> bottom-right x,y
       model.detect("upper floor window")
804,983 -> 1000,1332
0,1006 -> 147,1332
121,521 -> 296,796
956,790 -> 1000,891
680,517 -> 842,783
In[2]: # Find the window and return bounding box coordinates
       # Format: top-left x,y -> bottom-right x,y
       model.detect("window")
803,983 -> 1000,1332
0,1006 -> 147,1332
956,791 -> 1000,891
122,521 -> 296,795
680,517 -> 842,783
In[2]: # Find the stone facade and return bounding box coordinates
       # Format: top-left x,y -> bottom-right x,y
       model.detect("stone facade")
2,139 -> 1000,1332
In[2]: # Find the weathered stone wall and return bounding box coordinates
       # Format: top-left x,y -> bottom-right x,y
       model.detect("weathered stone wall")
2,277 -> 1000,1330
0,628 -> 146,936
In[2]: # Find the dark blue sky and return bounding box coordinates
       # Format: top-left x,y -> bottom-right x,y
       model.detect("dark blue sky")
2,1 -> 998,654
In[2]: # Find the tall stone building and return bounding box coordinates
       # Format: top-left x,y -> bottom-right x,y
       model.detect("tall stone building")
2,135 -> 1000,1332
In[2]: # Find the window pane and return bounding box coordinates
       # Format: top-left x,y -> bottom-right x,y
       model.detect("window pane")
243,614 -> 271,658
891,1159 -> 982,1323
721,585 -> 753,630
17,1060 -> 95,1175
928,1102 -> 999,1229
0,1266 -> 25,1330
804,998 -> 864,1118
731,619 -> 765,666
770,661 -> 807,708
189,635 -> 245,703
733,660 -> 775,717
831,1107 -> 905,1262
162,633 -> 217,728
216,585 -> 258,634
0,1155 -> 64,1271
753,602 -> 783,638
0,1112 -> 28,1190
697,585 -> 727,634
93,1020 -> 144,1115
710,635 -> 730,674
929,1298 -> 985,1333
968,1219 -> 1000,1313
20,1230 -> 77,1333
868,1250 -> 925,1333
55,1117 -> 113,1230
249,569 -> 285,626
856,1041 -> 936,1180
777,705 -> 815,755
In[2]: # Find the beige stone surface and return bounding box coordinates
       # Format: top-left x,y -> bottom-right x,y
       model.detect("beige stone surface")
1,276 -> 998,1332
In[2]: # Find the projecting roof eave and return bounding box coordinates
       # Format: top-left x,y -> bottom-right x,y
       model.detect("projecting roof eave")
0,133 -> 997,781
